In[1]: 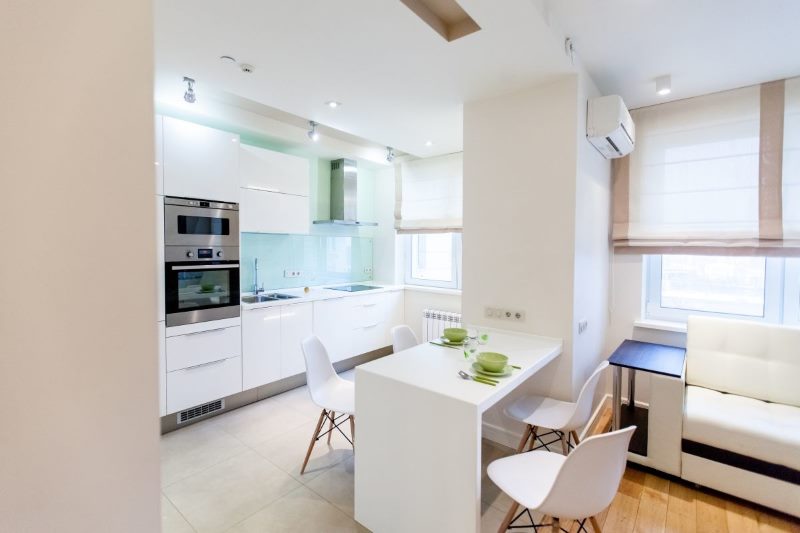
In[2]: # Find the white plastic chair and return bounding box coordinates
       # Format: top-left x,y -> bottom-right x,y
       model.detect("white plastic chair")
488,426 -> 635,532
391,324 -> 419,353
299,335 -> 355,474
505,361 -> 609,454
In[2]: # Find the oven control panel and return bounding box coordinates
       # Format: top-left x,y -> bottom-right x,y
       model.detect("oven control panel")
165,245 -> 238,262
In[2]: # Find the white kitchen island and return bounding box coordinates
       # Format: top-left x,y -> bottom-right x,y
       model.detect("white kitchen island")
354,328 -> 562,533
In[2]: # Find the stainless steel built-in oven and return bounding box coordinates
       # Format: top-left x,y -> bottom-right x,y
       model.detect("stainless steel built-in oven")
164,197 -> 240,327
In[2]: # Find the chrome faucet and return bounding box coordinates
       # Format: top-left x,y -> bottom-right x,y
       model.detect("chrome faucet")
253,257 -> 264,294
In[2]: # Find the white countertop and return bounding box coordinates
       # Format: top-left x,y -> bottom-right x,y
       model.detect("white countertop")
240,282 -> 404,310
355,328 -> 562,411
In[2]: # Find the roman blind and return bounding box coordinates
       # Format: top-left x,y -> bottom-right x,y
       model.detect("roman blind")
613,77 -> 800,255
395,152 -> 463,233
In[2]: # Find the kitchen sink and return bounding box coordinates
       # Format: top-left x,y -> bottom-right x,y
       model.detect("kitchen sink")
241,293 -> 300,304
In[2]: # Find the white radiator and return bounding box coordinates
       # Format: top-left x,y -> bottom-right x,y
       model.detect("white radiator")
422,309 -> 462,342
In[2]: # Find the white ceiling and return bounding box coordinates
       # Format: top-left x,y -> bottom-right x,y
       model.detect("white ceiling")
544,0 -> 800,109
154,0 -> 572,158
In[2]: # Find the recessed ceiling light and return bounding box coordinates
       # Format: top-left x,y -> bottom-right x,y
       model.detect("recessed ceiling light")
655,75 -> 671,96
325,101 -> 342,109
425,140 -> 433,147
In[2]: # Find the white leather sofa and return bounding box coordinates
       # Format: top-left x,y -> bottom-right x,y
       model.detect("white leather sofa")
682,316 -> 800,517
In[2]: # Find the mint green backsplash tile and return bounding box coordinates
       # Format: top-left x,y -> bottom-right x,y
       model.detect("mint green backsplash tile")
241,233 -> 373,291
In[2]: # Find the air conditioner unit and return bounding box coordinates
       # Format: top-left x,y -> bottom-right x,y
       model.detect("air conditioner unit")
586,95 -> 635,159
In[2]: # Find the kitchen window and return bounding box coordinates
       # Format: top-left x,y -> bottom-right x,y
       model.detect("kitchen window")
645,254 -> 800,325
404,233 -> 462,289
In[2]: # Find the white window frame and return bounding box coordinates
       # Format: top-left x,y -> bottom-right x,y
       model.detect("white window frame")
404,233 -> 462,290
644,255 -> 785,324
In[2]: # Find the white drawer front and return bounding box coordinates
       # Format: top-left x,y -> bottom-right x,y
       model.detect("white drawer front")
167,356 -> 242,414
166,326 -> 241,372
350,294 -> 388,328
354,322 -> 387,355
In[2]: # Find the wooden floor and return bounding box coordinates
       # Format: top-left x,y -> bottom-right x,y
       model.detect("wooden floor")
551,409 -> 800,533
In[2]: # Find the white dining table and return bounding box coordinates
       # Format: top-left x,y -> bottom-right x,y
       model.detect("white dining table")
353,328 -> 563,533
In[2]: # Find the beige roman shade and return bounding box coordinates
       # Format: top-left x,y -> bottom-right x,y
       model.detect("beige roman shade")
613,77 -> 800,255
395,152 -> 463,234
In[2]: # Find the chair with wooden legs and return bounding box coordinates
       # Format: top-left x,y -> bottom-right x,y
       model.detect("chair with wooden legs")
488,426 -> 634,532
299,335 -> 355,475
391,324 -> 419,353
505,361 -> 609,455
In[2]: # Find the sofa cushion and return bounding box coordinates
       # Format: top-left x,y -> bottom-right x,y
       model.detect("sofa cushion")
683,385 -> 800,471
686,316 -> 800,407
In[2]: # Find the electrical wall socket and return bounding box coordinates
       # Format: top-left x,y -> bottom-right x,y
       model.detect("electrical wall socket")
484,307 -> 526,322
284,270 -> 302,278
578,319 -> 589,334
364,267 -> 373,275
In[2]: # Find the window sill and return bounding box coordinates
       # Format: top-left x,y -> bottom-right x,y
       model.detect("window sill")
403,285 -> 462,297
633,319 -> 687,334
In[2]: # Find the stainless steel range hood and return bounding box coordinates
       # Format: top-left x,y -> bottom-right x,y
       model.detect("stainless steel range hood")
313,158 -> 377,226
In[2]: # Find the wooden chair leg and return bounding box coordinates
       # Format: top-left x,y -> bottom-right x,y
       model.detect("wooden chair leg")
516,424 -> 532,453
349,415 -> 355,447
560,432 -> 569,455
301,409 -> 327,474
327,411 -> 336,444
526,426 -> 539,452
571,430 -> 581,446
589,516 -> 602,532
498,501 -> 520,532
551,517 -> 560,532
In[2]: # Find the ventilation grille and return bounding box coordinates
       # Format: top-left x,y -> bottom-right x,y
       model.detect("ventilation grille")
178,399 -> 224,424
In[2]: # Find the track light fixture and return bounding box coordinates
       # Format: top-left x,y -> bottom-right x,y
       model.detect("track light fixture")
386,146 -> 395,163
183,76 -> 196,103
307,120 -> 320,141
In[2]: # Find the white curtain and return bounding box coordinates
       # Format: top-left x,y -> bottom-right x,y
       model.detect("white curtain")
395,152 -> 463,234
784,77 -> 800,239
627,85 -> 761,245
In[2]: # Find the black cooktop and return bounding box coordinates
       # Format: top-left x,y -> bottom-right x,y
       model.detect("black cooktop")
326,284 -> 382,292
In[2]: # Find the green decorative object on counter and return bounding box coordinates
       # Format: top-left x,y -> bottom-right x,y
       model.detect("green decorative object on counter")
476,352 -> 509,373
443,327 -> 468,343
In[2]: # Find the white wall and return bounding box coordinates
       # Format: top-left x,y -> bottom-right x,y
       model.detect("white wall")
463,76 -> 579,400
372,166 -> 402,284
0,2 -> 160,532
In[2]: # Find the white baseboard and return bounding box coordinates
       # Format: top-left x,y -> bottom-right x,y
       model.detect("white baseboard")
481,393 -> 612,449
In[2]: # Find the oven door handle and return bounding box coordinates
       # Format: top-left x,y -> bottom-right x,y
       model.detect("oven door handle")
171,264 -> 239,271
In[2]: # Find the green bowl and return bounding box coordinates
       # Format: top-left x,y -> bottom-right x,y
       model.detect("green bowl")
200,283 -> 215,292
443,327 -> 468,343
477,352 -> 508,373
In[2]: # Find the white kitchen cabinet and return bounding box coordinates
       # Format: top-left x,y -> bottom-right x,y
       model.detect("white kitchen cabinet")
242,306 -> 282,390
240,144 -> 309,196
240,187 -> 309,234
313,297 -> 353,363
154,115 -> 164,195
162,116 -> 240,202
280,302 -> 313,377
167,356 -> 242,414
158,321 -> 166,417
156,195 -> 165,322
166,325 -> 241,372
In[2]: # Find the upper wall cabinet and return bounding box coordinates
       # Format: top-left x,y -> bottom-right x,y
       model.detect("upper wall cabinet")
240,144 -> 309,196
162,116 -> 240,203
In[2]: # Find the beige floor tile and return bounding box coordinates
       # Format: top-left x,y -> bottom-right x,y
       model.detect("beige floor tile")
480,440 -> 515,511
163,450 -> 302,533
228,485 -> 368,533
208,397 -> 313,448
161,420 -> 248,487
161,494 -> 196,533
305,455 -> 356,517
252,418 -> 353,482
270,386 -> 325,419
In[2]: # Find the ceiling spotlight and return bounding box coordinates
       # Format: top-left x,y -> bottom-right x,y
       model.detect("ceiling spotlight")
325,101 -> 341,109
239,63 -> 255,74
307,120 -> 320,142
425,140 -> 433,147
386,146 -> 395,163
655,75 -> 671,96
183,76 -> 196,103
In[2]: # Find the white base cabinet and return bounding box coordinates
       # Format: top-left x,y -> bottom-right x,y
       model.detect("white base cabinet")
158,321 -> 166,417
242,302 -> 314,389
167,356 -> 242,414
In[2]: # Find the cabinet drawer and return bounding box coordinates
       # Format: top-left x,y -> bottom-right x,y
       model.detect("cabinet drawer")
167,356 -> 242,414
354,321 -> 387,355
166,326 -> 241,372
349,294 -> 388,328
